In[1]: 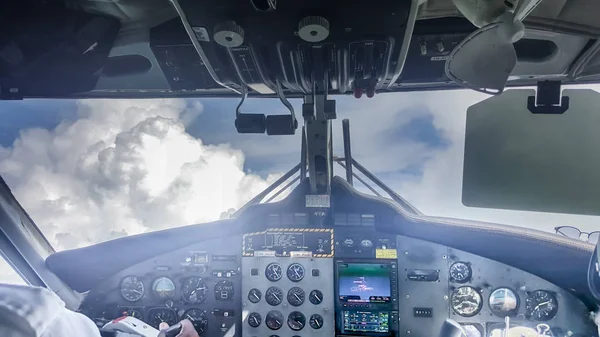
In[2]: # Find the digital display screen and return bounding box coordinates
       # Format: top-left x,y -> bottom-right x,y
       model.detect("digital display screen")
338,263 -> 391,303
343,311 -> 389,333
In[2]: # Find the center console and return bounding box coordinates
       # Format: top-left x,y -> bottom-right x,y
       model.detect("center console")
335,261 -> 399,336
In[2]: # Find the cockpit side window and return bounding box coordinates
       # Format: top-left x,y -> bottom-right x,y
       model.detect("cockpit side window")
0,256 -> 25,285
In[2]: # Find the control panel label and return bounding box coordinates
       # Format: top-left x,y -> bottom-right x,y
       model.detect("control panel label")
242,228 -> 334,257
375,249 -> 398,259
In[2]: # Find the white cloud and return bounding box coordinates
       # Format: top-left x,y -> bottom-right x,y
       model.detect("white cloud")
0,99 -> 278,251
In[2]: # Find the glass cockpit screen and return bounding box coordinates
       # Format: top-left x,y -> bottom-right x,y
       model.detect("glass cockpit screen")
338,263 -> 392,303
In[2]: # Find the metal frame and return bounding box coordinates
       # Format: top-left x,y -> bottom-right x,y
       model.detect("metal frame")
234,118 -> 421,216
0,178 -> 82,309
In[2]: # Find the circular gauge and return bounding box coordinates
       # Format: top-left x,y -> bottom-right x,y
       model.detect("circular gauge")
152,277 -> 175,299
461,324 -> 483,337
214,280 -> 234,301
265,310 -> 284,330
449,262 -> 472,283
489,327 -> 539,337
451,286 -> 483,317
265,286 -> 284,306
287,311 -> 306,331
248,312 -> 262,327
309,314 -> 324,329
287,287 -> 305,306
287,263 -> 305,282
489,288 -> 519,316
309,290 -> 323,305
120,276 -> 145,302
182,309 -> 208,334
181,277 -> 208,304
525,290 -> 558,321
265,263 -> 283,282
248,288 -> 262,303
122,309 -> 143,319
147,308 -> 177,329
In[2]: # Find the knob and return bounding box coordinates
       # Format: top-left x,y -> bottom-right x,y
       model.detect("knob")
214,21 -> 245,48
420,41 -> 427,56
437,42 -> 445,52
298,16 -> 330,43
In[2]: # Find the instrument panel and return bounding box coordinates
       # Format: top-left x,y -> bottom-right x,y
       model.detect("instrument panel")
80,227 -> 596,337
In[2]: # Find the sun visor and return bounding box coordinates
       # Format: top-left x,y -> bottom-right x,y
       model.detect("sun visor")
463,88 -> 600,216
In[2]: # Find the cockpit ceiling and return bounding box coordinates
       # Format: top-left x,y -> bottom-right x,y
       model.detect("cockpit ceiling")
65,0 -> 600,34
419,0 -> 600,34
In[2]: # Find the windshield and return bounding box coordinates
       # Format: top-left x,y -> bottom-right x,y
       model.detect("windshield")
0,90 -> 597,256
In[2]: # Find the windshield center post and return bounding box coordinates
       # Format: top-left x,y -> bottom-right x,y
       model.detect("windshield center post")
303,69 -> 336,226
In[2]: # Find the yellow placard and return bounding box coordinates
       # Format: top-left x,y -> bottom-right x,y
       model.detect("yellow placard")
375,249 -> 397,259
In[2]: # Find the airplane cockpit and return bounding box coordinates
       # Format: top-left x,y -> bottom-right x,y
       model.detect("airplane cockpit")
1,0 -> 600,337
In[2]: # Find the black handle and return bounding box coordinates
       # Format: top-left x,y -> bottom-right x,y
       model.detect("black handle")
161,323 -> 182,337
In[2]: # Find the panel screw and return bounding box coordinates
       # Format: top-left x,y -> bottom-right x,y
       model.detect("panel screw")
442,255 -> 447,259
406,294 -> 410,299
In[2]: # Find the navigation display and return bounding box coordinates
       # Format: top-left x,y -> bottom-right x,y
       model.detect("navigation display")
338,263 -> 391,303
343,311 -> 389,333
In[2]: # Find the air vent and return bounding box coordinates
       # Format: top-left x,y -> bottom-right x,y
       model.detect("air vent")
514,39 -> 558,62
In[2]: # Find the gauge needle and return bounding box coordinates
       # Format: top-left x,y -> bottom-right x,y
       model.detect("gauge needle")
314,294 -> 321,302
314,320 -> 321,328
251,317 -> 257,324
294,293 -> 301,301
187,315 -> 193,321
273,293 -> 280,301
534,301 -> 550,310
294,269 -> 300,277
253,293 -> 260,300
130,289 -> 142,295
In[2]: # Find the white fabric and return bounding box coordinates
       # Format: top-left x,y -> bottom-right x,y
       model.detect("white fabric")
0,284 -> 100,337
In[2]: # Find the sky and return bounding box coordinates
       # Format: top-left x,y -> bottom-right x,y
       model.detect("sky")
0,89 -> 598,284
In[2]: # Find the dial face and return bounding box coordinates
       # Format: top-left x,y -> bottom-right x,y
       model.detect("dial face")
265,263 -> 283,282
489,288 -> 519,315
309,290 -> 323,305
181,277 -> 208,304
214,280 -> 234,301
309,314 -> 324,329
265,310 -> 284,330
287,287 -> 305,306
123,309 -> 143,319
525,290 -> 558,321
450,262 -> 472,283
451,286 -> 483,317
248,312 -> 262,327
182,309 -> 208,334
287,263 -> 305,282
120,276 -> 145,302
152,277 -> 175,299
147,308 -> 177,329
248,288 -> 262,303
287,311 -> 306,331
461,324 -> 483,337
265,286 -> 284,306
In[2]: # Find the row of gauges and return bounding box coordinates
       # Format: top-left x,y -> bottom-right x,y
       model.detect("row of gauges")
450,286 -> 559,321
248,287 -> 324,306
124,307 -> 208,333
120,276 -> 234,303
265,262 -> 305,282
247,311 -> 324,331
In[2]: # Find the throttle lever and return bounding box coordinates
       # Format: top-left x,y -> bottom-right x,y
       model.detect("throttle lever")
159,323 -> 182,337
